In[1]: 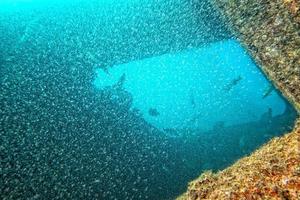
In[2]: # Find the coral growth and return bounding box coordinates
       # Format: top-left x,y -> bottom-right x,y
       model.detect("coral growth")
178,0 -> 300,199
178,120 -> 300,199
283,0 -> 300,23
214,0 -> 300,112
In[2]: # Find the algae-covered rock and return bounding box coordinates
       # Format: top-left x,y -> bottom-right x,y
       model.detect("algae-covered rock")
179,0 -> 300,199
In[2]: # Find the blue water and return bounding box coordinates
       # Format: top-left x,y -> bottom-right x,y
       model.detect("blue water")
0,1 -> 298,200
94,39 -> 285,130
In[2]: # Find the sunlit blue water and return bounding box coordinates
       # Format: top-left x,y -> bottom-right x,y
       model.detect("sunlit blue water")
94,39 -> 285,130
0,1 -> 298,200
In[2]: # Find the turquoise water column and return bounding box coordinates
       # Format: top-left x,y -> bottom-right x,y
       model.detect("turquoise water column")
94,39 -> 285,130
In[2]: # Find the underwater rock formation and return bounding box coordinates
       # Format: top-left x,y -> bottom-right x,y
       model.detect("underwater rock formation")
1,1 -> 298,200
215,0 -> 300,111
178,120 -> 300,199
179,0 -> 300,199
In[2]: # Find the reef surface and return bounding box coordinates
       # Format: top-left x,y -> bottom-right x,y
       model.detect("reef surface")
178,0 -> 300,199
178,120 -> 300,199
215,0 -> 300,111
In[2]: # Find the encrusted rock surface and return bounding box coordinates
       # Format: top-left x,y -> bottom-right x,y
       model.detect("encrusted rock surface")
215,0 -> 300,111
178,120 -> 300,199
178,0 -> 300,199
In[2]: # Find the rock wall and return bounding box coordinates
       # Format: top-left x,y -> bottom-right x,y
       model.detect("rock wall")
178,0 -> 300,199
214,0 -> 300,112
